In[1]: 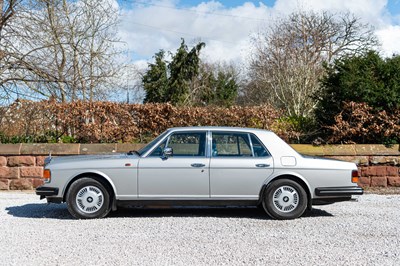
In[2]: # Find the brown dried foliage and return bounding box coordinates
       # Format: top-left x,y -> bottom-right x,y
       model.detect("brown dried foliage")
328,102 -> 400,144
0,100 -> 284,143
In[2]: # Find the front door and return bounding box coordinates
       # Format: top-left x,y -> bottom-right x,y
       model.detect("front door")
138,131 -> 209,198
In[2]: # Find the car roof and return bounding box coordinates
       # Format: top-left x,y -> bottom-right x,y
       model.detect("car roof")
168,126 -> 272,133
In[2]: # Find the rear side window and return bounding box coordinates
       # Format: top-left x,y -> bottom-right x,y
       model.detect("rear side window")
211,132 -> 270,157
250,134 -> 269,157
212,132 -> 252,157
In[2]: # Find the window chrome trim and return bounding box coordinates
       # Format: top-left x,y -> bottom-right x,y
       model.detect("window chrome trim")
206,131 -> 212,158
248,133 -> 255,157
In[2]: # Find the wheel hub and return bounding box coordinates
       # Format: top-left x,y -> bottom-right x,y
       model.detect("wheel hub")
272,185 -> 299,213
283,196 -> 289,202
76,186 -> 104,214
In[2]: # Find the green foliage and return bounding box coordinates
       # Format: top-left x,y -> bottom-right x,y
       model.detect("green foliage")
143,39 -> 205,106
272,116 -> 318,143
59,135 -> 77,143
197,64 -> 239,107
315,51 -> 400,126
143,51 -> 169,103
0,131 -> 77,144
167,40 -> 205,105
142,39 -> 239,107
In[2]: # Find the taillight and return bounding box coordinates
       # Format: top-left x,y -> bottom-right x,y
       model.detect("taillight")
43,169 -> 51,183
351,170 -> 359,183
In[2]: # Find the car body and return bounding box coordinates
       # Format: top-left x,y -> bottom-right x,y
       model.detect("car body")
36,127 -> 363,219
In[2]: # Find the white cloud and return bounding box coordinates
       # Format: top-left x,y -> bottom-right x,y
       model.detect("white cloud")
118,0 -> 400,69
376,25 -> 400,56
118,1 -> 272,65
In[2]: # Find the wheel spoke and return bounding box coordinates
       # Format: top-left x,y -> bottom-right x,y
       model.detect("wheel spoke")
271,185 -> 299,213
75,185 -> 104,214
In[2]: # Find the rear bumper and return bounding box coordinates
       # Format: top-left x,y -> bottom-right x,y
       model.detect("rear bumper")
315,186 -> 364,197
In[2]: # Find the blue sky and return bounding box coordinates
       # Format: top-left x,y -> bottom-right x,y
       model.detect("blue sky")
177,0 -> 275,8
387,0 -> 400,15
180,0 -> 400,16
117,0 -> 400,71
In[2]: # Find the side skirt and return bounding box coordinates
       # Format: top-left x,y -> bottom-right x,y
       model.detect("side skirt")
116,199 -> 259,208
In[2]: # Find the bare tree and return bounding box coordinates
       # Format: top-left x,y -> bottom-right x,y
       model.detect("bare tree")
0,0 -> 24,102
0,0 -> 124,103
246,11 -> 378,117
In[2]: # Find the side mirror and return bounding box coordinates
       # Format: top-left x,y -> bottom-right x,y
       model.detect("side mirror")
162,147 -> 173,158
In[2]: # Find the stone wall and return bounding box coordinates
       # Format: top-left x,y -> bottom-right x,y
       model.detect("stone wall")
0,143 -> 143,190
294,144 -> 400,188
0,143 -> 399,190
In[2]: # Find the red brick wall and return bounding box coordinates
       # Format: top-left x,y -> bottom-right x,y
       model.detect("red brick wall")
0,155 -> 45,190
294,144 -> 400,188
359,166 -> 400,187
0,143 -> 399,190
0,143 -> 142,190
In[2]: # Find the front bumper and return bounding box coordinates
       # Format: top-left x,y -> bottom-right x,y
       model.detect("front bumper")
36,186 -> 59,198
36,186 -> 62,203
315,186 -> 364,197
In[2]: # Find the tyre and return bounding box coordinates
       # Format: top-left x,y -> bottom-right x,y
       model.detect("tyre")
263,179 -> 307,220
66,177 -> 111,219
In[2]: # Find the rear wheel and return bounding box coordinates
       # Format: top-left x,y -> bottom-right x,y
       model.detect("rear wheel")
66,178 -> 111,219
263,179 -> 307,220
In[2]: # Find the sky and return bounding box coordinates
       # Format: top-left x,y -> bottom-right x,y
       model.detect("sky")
116,0 -> 400,70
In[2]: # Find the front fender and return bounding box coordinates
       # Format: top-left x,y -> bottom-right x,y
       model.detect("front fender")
62,169 -> 117,198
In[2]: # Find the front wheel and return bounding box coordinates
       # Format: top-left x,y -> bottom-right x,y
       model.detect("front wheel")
263,179 -> 307,220
66,178 -> 111,219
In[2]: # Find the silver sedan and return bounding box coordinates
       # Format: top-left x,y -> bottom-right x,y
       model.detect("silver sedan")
36,127 -> 363,219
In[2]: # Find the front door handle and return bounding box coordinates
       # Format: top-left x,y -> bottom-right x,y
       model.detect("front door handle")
191,163 -> 206,168
256,164 -> 270,168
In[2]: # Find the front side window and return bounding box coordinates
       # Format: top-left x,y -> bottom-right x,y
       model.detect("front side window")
138,130 -> 170,156
150,132 -> 206,157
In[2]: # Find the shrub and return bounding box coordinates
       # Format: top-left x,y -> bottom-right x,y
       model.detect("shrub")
315,51 -> 400,126
0,100 -> 284,143
327,102 -> 400,144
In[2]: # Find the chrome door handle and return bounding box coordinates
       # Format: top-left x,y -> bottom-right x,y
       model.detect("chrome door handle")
191,163 -> 206,168
256,164 -> 270,168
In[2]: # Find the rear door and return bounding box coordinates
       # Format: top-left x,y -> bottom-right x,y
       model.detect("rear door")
210,132 -> 273,199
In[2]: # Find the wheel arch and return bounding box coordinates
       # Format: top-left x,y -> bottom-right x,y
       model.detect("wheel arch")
259,174 -> 312,210
62,171 -> 117,204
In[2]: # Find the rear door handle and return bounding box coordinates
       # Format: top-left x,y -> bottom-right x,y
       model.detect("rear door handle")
191,163 -> 206,168
256,164 -> 270,168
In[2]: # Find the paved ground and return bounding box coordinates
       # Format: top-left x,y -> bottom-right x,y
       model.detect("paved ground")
0,192 -> 399,265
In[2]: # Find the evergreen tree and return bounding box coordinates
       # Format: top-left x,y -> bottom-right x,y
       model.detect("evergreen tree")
142,51 -> 168,103
167,39 -> 205,105
315,51 -> 400,125
142,39 -> 238,107
196,63 -> 238,107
